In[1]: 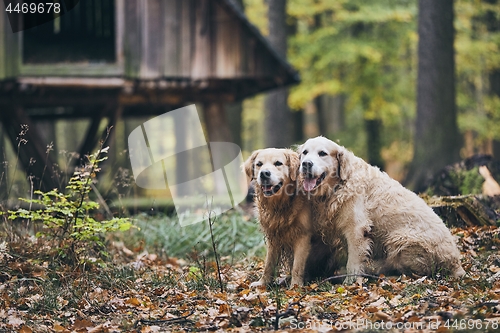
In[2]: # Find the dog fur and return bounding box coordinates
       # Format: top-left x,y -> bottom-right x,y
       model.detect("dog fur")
244,148 -> 340,288
298,136 -> 465,284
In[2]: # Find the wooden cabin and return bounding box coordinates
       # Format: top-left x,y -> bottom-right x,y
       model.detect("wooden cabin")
0,0 -> 299,192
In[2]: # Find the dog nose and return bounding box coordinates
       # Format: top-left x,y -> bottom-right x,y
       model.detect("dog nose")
302,160 -> 313,169
260,170 -> 271,179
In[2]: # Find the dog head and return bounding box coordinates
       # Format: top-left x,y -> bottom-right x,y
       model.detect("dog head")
298,136 -> 347,193
243,148 -> 299,197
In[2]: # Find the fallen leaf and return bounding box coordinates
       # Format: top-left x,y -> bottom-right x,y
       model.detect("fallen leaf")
72,319 -> 94,329
7,315 -> 24,327
373,311 -> 391,322
53,323 -> 69,332
126,297 -> 141,306
19,326 -> 32,333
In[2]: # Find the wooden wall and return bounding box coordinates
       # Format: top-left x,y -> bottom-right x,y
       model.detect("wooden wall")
124,0 -> 277,80
0,0 -> 295,97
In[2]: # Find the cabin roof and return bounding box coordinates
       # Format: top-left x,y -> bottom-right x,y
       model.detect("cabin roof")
219,0 -> 299,84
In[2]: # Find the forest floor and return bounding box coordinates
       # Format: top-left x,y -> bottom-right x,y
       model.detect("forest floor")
1,224 -> 500,332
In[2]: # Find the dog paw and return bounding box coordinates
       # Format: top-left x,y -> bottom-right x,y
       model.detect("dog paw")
343,275 -> 356,285
289,278 -> 304,289
453,266 -> 466,278
343,274 -> 364,285
250,280 -> 267,288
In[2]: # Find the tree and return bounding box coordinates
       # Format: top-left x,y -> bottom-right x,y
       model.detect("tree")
287,0 -> 416,167
265,0 -> 293,148
453,0 -> 500,157
404,0 -> 460,191
484,0 -> 500,157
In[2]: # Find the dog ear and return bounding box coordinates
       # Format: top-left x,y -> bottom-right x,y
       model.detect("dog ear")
243,150 -> 261,181
336,149 -> 349,181
287,150 -> 300,181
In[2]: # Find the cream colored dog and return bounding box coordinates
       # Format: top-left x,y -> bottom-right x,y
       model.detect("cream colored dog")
244,148 -> 340,288
299,136 -> 465,284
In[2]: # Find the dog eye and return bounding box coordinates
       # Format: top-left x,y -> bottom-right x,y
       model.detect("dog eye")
319,151 -> 327,157
303,150 -> 308,155
256,161 -> 263,167
274,161 -> 283,166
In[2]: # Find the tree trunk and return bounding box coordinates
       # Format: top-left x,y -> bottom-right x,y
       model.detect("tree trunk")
317,94 -> 345,136
265,0 -> 292,148
365,118 -> 384,169
303,100 -> 320,138
229,0 -> 244,10
404,0 -> 460,192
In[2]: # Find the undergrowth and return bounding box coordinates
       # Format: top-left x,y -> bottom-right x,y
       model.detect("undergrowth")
121,210 -> 265,260
4,142 -> 133,266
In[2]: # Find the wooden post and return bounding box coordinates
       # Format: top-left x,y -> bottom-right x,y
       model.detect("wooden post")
78,106 -> 108,159
202,102 -> 233,195
1,106 -> 60,191
202,102 -> 232,143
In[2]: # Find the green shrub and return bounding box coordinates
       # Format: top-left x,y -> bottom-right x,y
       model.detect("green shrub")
449,167 -> 484,195
6,146 -> 133,265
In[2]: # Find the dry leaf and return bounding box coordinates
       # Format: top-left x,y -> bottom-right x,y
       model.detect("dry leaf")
19,326 -> 33,333
7,315 -> 24,327
373,311 -> 391,322
126,297 -> 141,306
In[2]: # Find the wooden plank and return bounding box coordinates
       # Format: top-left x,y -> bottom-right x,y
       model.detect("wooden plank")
0,10 -> 5,79
115,0 -> 125,65
123,0 -> 141,77
18,77 -> 126,87
20,63 -> 123,76
213,2 -> 242,78
163,0 -> 181,76
191,0 -> 212,79
140,0 -> 162,78
3,9 -> 20,78
180,0 -> 194,77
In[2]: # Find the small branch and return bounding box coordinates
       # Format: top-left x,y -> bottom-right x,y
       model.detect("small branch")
274,302 -> 302,330
207,200 -> 224,292
319,273 -> 383,284
90,183 -> 113,220
134,311 -> 194,330
71,128 -> 112,236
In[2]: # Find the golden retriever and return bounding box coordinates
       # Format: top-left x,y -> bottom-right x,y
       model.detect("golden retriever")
244,148 -> 340,288
299,136 -> 465,284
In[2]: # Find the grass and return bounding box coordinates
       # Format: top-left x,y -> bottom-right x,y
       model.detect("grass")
119,210 -> 266,260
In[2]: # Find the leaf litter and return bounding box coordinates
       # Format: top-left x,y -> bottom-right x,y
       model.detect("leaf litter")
1,226 -> 500,332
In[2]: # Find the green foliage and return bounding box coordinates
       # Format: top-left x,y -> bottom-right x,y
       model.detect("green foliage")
455,0 -> 500,142
6,147 -> 133,265
244,0 -> 418,159
243,0 -> 500,165
124,210 -> 265,259
287,0 -> 417,151
449,167 -> 485,195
